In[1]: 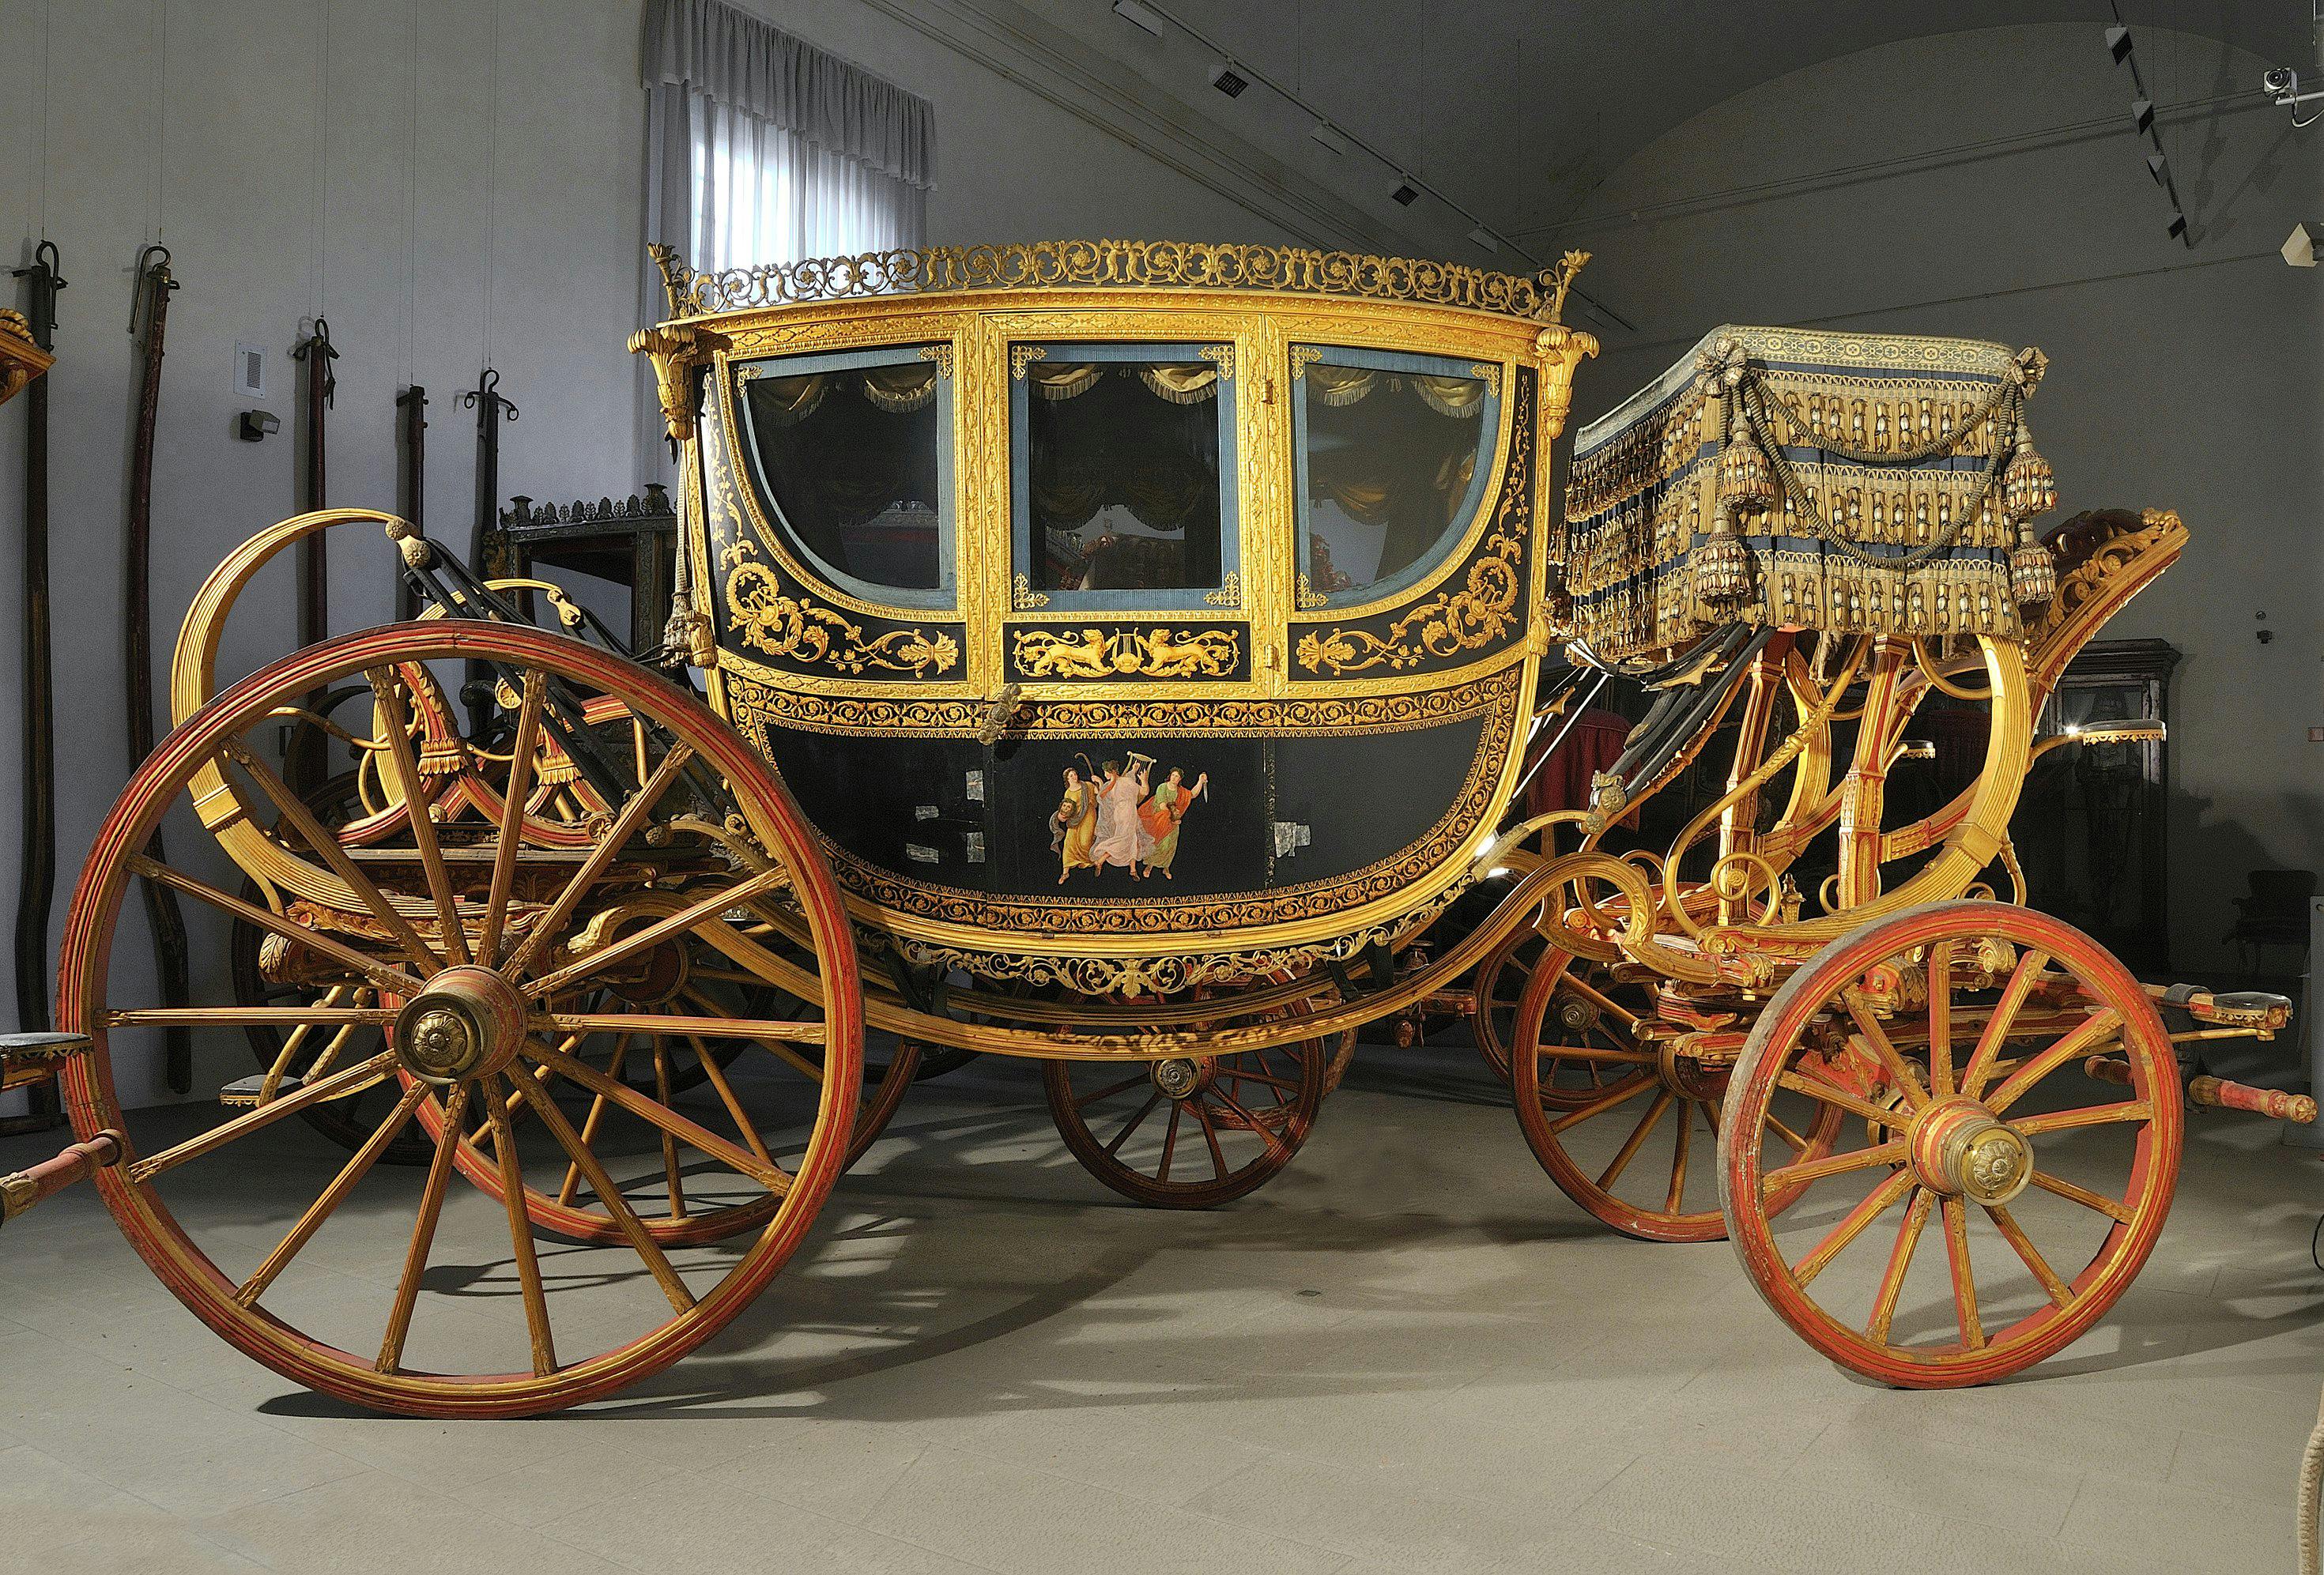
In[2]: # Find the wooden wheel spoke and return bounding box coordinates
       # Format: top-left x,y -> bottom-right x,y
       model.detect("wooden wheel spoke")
652,1044 -> 686,1222
1983,1009 -> 2125,1115
1927,941 -> 1954,1098
1793,1167 -> 1915,1287
524,868 -> 789,1000
105,1004 -> 398,1030
1762,1139 -> 1907,1196
505,743 -> 696,978
1985,1202 -> 2074,1309
1775,1069 -> 1903,1129
1190,1099 -> 1228,1180
1547,1072 -> 1653,1134
528,1040 -> 790,1193
237,1082 -> 428,1307
2027,1167 -> 2134,1223
125,857 -> 421,997
221,739 -> 441,976
1598,1088 -> 1672,1191
508,1064 -> 697,1313
1156,1101 -> 1183,1184
379,1082 -> 469,1373
128,1051 -> 401,1183
1073,1072 -> 1149,1111
1960,948 -> 2048,1097
481,1077 -> 556,1375
1664,1096 -> 1693,1213
2009,1100 -> 2150,1137
478,669 -> 547,968
1104,1092 -> 1163,1157
1843,989 -> 1926,1110
365,668 -> 470,965
545,1010 -> 825,1046
1537,1044 -> 1654,1066
1209,1089 -> 1292,1160
1868,1189 -> 1935,1343
1941,1195 -> 1985,1350
1219,1067 -> 1299,1094
673,988 -> 825,1083
557,1037 -> 628,1208
687,1034 -> 775,1165
1698,1098 -> 1722,1139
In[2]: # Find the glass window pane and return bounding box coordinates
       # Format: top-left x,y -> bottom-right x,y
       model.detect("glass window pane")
740,349 -> 949,597
1298,355 -> 1493,598
1025,358 -> 1225,596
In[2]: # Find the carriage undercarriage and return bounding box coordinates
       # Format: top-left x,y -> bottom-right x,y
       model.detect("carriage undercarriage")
2,249 -> 2311,1416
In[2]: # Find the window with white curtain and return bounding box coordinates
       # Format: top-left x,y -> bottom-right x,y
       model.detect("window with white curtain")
639,0 -> 934,470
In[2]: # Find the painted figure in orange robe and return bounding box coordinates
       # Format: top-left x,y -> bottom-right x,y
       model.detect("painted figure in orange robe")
1137,767 -> 1207,880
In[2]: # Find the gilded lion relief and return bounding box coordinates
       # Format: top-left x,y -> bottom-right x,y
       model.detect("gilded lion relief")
1009,624 -> 1247,682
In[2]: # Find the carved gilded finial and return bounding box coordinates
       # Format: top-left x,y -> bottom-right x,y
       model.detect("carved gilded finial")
647,243 -> 695,319
628,322 -> 730,455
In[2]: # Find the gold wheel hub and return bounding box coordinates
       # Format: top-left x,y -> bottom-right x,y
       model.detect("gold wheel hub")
1152,1057 -> 1206,1100
392,966 -> 530,1085
1908,1095 -> 2032,1205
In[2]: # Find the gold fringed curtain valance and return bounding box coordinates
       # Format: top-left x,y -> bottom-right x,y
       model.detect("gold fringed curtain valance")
859,363 -> 938,412
751,363 -> 938,422
1300,363 -> 1485,418
1026,361 -> 1222,405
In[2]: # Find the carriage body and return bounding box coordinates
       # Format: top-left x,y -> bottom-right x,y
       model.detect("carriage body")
640,241 -> 1596,992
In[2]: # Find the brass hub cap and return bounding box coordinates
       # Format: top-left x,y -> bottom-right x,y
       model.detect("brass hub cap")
1909,1095 -> 2033,1205
1151,1057 -> 1205,1100
391,966 -> 530,1085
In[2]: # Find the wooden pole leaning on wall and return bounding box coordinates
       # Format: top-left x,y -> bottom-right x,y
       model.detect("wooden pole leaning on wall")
126,245 -> 193,1096
5,242 -> 64,1136
289,318 -> 338,793
458,367 -> 518,734
395,385 -> 428,622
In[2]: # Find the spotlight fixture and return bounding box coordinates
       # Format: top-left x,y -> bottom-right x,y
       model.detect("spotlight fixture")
1390,181 -> 1420,206
1209,62 -> 1248,98
2146,151 -> 2168,183
1308,122 -> 1351,156
1466,224 -> 1500,251
2260,64 -> 2324,128
2130,97 -> 2154,134
2166,209 -> 2187,241
2105,24 -> 2133,63
1110,0 -> 1165,38
2284,222 -> 2320,266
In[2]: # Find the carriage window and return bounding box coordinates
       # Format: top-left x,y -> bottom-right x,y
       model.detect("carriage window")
1012,343 -> 1236,603
1293,348 -> 1500,604
735,345 -> 953,605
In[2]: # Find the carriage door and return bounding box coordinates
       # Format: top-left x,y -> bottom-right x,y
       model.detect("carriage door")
990,333 -> 1270,897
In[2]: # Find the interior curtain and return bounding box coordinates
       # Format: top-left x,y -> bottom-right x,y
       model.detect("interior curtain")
637,0 -> 935,480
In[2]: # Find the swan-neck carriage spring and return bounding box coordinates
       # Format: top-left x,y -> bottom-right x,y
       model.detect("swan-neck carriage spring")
2,239 -> 2311,1415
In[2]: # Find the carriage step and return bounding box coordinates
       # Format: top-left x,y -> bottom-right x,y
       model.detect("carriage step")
1,1033 -> 92,1093
218,1073 -> 304,1107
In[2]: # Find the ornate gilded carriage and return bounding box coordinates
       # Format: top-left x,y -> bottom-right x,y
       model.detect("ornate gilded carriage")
637,239 -> 1594,997
6,241 -> 2312,1419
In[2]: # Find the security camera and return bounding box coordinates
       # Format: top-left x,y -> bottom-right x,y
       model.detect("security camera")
2265,66 -> 2297,98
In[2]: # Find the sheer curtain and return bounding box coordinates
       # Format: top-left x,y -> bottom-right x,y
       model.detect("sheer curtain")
639,0 -> 934,472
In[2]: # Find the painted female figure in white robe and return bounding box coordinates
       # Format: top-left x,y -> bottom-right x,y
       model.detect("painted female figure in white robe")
1088,759 -> 1154,877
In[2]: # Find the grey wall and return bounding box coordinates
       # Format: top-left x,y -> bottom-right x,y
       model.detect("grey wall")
0,0 -> 1290,1110
1551,22 -> 2324,979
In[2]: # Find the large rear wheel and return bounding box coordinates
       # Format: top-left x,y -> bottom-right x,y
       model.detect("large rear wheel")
58,623 -> 864,1416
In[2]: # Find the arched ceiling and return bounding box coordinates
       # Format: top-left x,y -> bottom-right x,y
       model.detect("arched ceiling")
1015,0 -> 2315,267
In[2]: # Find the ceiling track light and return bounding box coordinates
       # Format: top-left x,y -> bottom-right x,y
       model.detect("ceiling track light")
2282,221 -> 2321,266
2103,19 -> 2194,248
1309,123 -> 1351,156
2106,24 -> 2133,63
1110,0 -> 1165,38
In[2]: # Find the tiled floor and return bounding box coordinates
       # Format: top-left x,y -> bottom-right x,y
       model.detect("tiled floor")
3,1042 -> 2321,1574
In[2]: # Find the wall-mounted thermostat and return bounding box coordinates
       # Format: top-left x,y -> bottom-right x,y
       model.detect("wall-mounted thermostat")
232,341 -> 266,400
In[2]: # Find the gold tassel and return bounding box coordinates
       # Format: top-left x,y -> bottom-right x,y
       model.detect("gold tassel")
1716,414 -> 1775,522
2001,436 -> 2055,521
2009,524 -> 2057,606
1690,524 -> 1753,604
